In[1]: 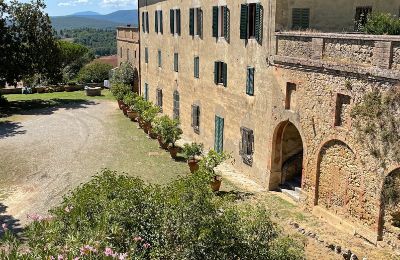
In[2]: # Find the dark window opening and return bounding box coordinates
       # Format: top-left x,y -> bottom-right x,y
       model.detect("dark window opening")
156,89 -> 163,111
173,91 -> 180,120
355,6 -> 372,30
248,4 -> 256,38
191,105 -> 200,134
292,8 -> 310,30
214,61 -> 227,86
240,127 -> 254,166
174,53 -> 179,72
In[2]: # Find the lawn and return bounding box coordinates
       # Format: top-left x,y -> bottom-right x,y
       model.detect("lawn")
3,89 -> 114,102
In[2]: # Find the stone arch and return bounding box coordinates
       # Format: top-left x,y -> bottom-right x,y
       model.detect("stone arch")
269,120 -> 304,191
315,139 -> 372,227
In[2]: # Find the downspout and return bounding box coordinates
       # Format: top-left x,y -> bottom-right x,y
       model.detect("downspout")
138,0 -> 142,95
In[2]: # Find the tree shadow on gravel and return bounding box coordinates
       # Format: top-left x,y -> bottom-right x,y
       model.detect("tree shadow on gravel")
0,98 -> 97,118
0,121 -> 26,139
0,203 -> 23,238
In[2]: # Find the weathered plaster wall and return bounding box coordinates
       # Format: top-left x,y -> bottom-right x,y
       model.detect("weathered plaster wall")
117,27 -> 140,69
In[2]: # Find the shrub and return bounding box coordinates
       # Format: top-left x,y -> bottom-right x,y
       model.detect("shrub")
110,83 -> 130,101
183,142 -> 204,160
135,98 -> 153,116
199,150 -> 231,180
141,105 -> 160,124
363,12 -> 400,35
151,115 -> 170,137
161,117 -> 182,147
77,61 -> 113,83
123,92 -> 137,107
0,169 -> 305,259
111,62 -> 135,85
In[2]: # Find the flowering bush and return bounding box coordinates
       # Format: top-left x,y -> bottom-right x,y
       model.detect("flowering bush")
0,170 -> 305,259
111,62 -> 135,85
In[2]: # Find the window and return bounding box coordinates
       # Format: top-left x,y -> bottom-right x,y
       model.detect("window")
174,53 -> 179,72
156,89 -> 163,111
240,127 -> 254,166
292,8 -> 310,30
240,3 -> 263,44
127,48 -> 130,61
120,47 -> 123,58
194,56 -> 200,78
212,5 -> 230,41
334,94 -> 351,127
155,10 -> 163,34
173,90 -> 180,119
134,50 -> 137,59
189,8 -> 203,37
214,116 -> 224,153
144,83 -> 149,101
246,67 -> 255,96
170,9 -> 181,35
285,83 -> 296,110
214,61 -> 227,87
191,105 -> 200,134
355,6 -> 372,30
142,11 -> 149,33
145,47 -> 149,64
158,50 -> 162,68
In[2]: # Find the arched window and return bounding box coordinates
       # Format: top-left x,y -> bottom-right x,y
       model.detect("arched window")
173,90 -> 180,119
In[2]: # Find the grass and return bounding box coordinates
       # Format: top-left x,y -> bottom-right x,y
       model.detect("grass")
4,90 -> 114,102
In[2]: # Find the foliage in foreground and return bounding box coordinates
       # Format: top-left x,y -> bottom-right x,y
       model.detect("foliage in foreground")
363,12 -> 400,35
0,170 -> 304,260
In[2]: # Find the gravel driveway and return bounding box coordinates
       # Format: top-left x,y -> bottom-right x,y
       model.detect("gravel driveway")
0,100 -> 187,232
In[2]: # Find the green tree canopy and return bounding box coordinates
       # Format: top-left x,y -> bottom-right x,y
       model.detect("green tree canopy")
77,61 -> 113,83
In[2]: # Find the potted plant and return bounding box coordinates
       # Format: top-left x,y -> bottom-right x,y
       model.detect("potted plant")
110,83 -> 130,109
123,92 -> 137,119
183,143 -> 204,173
199,150 -> 231,192
152,115 -> 170,149
141,104 -> 160,135
135,99 -> 153,129
164,118 -> 183,159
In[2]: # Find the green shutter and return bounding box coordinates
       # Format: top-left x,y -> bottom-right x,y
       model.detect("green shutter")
196,106 -> 200,128
160,11 -> 163,34
142,12 -> 145,32
240,4 -> 248,39
255,4 -> 263,44
189,8 -> 194,36
146,12 -> 149,33
223,62 -> 227,87
145,47 -> 148,63
155,10 -> 158,33
176,9 -> 181,35
246,67 -> 254,96
198,9 -> 203,37
170,9 -> 175,34
212,6 -> 218,38
224,7 -> 230,42
214,116 -> 224,152
214,62 -> 218,84
158,50 -> 161,67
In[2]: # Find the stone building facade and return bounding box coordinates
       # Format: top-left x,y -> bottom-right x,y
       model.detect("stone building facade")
138,0 -> 400,247
116,26 -> 140,92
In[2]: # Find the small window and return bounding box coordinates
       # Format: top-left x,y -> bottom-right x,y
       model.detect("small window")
120,47 -> 123,58
194,56 -> 200,78
334,93 -> 351,127
127,48 -> 130,61
173,90 -> 180,119
191,105 -> 200,134
174,53 -> 179,72
214,61 -> 227,87
142,11 -> 149,33
292,8 -> 310,30
285,83 -> 296,110
145,47 -> 149,64
212,5 -> 230,41
240,127 -> 254,166
246,67 -> 255,96
240,3 -> 263,44
355,6 -> 372,30
156,89 -> 163,111
144,83 -> 149,101
190,8 -> 203,37
155,10 -> 163,34
158,50 -> 162,68
170,9 -> 181,36
134,50 -> 137,59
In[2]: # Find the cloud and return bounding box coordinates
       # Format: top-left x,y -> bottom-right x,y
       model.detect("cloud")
100,0 -> 137,8
58,0 -> 91,7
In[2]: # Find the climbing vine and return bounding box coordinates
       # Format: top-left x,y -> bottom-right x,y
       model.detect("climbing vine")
350,88 -> 400,167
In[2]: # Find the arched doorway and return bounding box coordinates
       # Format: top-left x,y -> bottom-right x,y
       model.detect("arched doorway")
270,121 -> 304,195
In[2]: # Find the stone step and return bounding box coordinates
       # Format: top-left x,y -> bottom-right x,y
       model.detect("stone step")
281,188 -> 300,202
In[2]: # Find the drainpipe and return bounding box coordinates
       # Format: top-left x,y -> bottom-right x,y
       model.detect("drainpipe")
138,0 -> 143,95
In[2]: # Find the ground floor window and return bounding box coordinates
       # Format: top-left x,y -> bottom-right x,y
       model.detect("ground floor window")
191,105 -> 200,134
173,90 -> 180,119
240,127 -> 254,166
214,115 -> 224,152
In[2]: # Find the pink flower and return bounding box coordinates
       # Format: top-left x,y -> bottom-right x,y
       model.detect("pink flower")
73,258 -> 80,260
133,236 -> 143,242
104,247 -> 114,257
143,243 -> 151,249
1,223 -> 7,231
118,253 -> 128,260
57,255 -> 64,260
80,245 -> 97,256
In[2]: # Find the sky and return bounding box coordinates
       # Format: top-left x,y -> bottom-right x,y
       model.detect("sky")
44,0 -> 138,16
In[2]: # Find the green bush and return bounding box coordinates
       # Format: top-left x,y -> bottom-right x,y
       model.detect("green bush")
363,12 -> 400,35
110,83 -> 130,101
111,62 -> 135,85
200,150 -> 231,180
141,105 -> 161,124
0,170 -> 305,259
77,61 -> 113,83
160,117 -> 182,147
183,142 -> 204,160
123,92 -> 137,107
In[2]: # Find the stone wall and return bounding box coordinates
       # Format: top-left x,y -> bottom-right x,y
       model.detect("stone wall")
116,27 -> 140,69
383,168 -> 400,250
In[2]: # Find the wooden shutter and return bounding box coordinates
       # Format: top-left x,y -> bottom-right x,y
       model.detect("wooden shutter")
160,11 -> 163,34
222,62 -> 227,87
214,116 -> 224,152
176,9 -> 181,35
145,47 -> 148,63
246,67 -> 254,96
189,8 -> 194,36
214,61 -> 219,84
292,8 -> 310,29
255,4 -> 263,44
224,7 -> 230,42
212,6 -> 218,38
198,8 -> 203,37
146,12 -> 149,33
158,50 -> 161,67
240,4 -> 248,39
194,57 -> 198,78
191,105 -> 196,127
142,12 -> 145,32
170,9 -> 175,34
174,53 -> 178,72
155,10 -> 158,33
173,91 -> 180,119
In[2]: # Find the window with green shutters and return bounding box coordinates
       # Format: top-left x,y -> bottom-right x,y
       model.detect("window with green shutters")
156,88 -> 163,111
212,6 -> 229,42
144,83 -> 149,101
194,56 -> 199,78
240,3 -> 263,44
173,90 -> 180,119
170,9 -> 181,36
191,105 -> 200,134
158,50 -> 162,68
214,115 -> 224,153
145,47 -> 149,64
214,61 -> 227,87
142,11 -> 149,33
189,8 -> 203,37
292,8 -> 310,30
240,127 -> 254,166
246,67 -> 255,96
155,10 -> 163,34
174,53 -> 179,72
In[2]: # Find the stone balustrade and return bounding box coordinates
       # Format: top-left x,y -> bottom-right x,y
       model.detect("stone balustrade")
274,32 -> 400,80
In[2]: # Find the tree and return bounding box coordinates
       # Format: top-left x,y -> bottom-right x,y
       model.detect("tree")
0,0 -> 61,85
111,62 -> 135,85
77,62 -> 113,83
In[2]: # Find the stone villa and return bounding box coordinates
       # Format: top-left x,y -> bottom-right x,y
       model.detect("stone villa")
136,0 -> 400,248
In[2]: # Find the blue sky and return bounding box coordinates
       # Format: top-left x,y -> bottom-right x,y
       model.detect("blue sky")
44,0 -> 138,16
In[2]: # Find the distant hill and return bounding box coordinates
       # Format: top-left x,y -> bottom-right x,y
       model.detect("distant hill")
51,10 -> 138,30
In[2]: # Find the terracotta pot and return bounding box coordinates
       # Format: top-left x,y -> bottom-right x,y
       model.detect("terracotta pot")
210,176 -> 222,192
169,146 -> 180,159
127,110 -> 138,121
35,87 -> 45,93
117,100 -> 124,110
122,105 -> 128,116
138,117 -> 145,128
143,122 -> 151,134
64,85 -> 75,92
158,137 -> 169,149
188,159 -> 199,173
